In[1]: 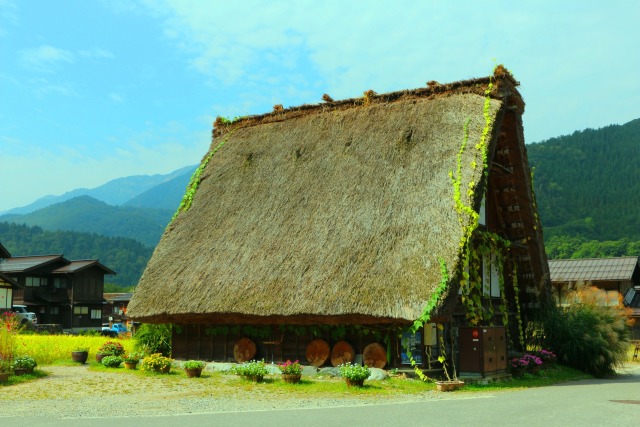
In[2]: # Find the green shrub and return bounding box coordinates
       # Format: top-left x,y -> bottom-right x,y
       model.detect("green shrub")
339,363 -> 371,381
183,360 -> 205,370
12,355 -> 37,370
134,324 -> 172,356
231,360 -> 269,377
541,288 -> 631,377
101,355 -> 123,368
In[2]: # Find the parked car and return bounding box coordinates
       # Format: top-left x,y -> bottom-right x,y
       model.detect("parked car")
101,323 -> 127,337
12,305 -> 38,325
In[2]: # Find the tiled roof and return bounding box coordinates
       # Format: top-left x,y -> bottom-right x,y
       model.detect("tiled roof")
53,260 -> 115,275
549,257 -> 639,282
104,292 -> 133,302
0,255 -> 64,273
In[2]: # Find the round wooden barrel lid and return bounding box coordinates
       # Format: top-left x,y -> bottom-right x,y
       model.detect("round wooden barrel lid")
363,342 -> 387,368
331,340 -> 355,366
305,338 -> 330,367
233,337 -> 256,363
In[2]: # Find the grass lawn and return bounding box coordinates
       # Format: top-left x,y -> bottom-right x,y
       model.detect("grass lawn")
5,335 -> 639,396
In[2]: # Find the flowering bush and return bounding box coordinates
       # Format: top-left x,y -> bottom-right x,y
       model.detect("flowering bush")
98,341 -> 125,356
101,355 -> 123,368
123,353 -> 142,364
509,356 -> 529,370
1,311 -> 21,363
231,359 -> 269,378
140,353 -> 173,373
12,355 -> 37,370
534,349 -> 557,364
278,360 -> 303,375
522,353 -> 543,367
339,362 -> 371,381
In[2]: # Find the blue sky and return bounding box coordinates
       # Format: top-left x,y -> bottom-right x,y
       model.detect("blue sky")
1,0 -> 638,212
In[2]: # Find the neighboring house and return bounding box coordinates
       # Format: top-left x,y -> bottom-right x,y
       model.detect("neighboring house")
0,246 -> 115,329
103,292 -> 133,324
128,66 -> 550,368
548,256 -> 640,338
0,243 -> 17,309
0,273 -> 18,310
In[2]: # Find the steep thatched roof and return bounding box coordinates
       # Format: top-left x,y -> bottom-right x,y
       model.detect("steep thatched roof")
128,67 -> 528,325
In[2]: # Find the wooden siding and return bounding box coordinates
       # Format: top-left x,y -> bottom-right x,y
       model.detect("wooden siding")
171,325 -> 415,367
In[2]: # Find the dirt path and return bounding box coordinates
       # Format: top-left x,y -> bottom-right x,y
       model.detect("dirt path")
0,365 -> 457,419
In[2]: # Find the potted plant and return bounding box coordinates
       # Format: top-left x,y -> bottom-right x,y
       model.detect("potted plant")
278,359 -> 303,384
435,326 -> 464,391
231,359 -> 269,382
123,353 -> 141,369
339,362 -> 371,387
435,355 -> 464,391
101,355 -> 123,368
0,360 -> 11,383
183,360 -> 206,378
97,340 -> 125,362
140,353 -> 173,374
71,347 -> 89,364
12,355 -> 37,375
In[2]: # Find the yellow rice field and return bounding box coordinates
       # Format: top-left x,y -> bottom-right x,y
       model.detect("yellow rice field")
15,335 -> 135,365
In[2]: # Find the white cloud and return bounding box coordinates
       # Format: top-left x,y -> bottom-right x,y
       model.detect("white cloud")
29,77 -> 79,98
109,92 -> 125,103
20,45 -> 75,72
0,0 -> 18,37
78,47 -> 115,59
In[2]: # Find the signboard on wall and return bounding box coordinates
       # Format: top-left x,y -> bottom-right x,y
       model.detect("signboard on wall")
400,330 -> 423,365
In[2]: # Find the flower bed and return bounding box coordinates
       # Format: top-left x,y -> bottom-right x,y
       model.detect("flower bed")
140,353 -> 173,374
231,359 -> 269,382
339,362 -> 371,387
98,341 -> 125,357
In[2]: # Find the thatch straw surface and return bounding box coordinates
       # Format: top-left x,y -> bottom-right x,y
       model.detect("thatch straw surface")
128,86 -> 506,325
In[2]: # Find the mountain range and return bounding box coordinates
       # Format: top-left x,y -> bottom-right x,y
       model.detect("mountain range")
2,164 -> 196,216
0,165 -> 197,247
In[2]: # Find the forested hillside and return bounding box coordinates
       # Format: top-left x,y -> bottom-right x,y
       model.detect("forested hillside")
0,196 -> 172,247
0,222 -> 152,287
528,118 -> 640,258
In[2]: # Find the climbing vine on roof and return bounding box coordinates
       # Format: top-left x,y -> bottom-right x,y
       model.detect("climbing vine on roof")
170,132 -> 232,223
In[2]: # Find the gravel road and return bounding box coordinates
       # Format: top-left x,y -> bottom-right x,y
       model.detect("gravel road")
0,364 -> 478,419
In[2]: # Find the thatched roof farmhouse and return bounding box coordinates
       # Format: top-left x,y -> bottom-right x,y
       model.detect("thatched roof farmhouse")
128,66 -> 549,368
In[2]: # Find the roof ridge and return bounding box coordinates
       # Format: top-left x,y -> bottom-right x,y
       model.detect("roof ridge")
212,65 -> 521,138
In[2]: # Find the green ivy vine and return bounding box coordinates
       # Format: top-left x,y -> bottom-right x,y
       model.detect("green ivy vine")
458,231 -> 511,326
170,135 -> 230,223
403,67 -> 521,380
511,263 -> 526,348
402,258 -> 449,381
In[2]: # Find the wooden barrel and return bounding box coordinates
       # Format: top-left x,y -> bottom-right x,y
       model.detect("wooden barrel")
363,342 -> 387,368
330,340 -> 354,366
305,338 -> 330,367
233,337 -> 257,363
